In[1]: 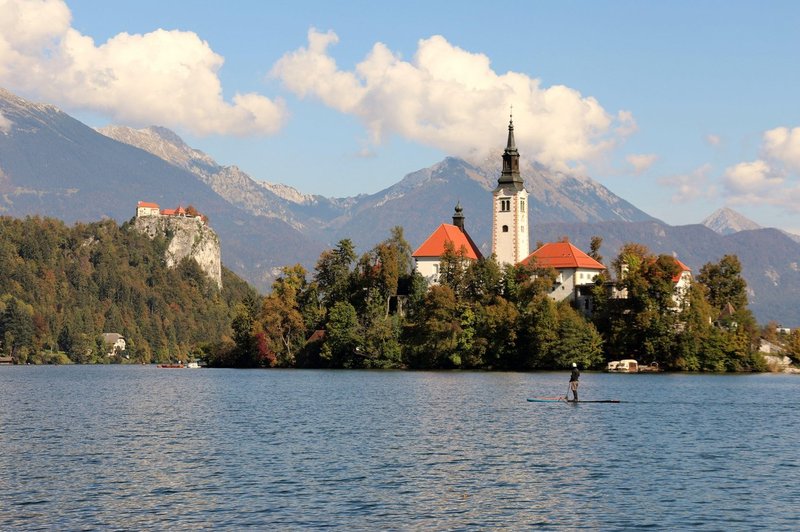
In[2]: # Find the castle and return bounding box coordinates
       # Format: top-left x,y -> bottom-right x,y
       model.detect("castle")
136,201 -> 207,224
133,201 -> 221,289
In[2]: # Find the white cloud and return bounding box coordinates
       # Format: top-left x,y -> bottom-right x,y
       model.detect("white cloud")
626,153 -> 658,174
0,110 -> 11,133
723,160 -> 782,193
706,134 -> 721,147
271,29 -> 632,171
719,126 -> 800,212
658,164 -> 716,203
762,127 -> 800,174
0,0 -> 286,136
721,159 -> 800,210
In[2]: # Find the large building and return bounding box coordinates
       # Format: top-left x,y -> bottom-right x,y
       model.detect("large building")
492,116 -> 529,265
519,238 -> 606,310
412,204 -> 482,285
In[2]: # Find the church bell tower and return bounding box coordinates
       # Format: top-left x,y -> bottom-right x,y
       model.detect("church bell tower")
492,114 -> 529,265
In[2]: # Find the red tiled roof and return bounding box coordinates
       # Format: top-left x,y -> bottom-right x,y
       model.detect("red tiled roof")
412,224 -> 482,260
137,201 -> 160,209
161,209 -> 176,216
520,241 -> 605,270
671,258 -> 691,283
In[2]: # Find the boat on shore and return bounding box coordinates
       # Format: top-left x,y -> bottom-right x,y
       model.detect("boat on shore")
606,360 -> 662,373
607,359 -> 638,373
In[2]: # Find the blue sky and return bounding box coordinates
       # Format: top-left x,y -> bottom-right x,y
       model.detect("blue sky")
1,1 -> 799,232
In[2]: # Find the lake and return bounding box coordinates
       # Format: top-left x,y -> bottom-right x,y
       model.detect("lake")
1,366 -> 799,529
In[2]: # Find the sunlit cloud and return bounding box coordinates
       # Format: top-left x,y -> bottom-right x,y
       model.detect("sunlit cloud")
271,29 -> 634,172
706,134 -> 722,147
626,153 -> 658,174
658,163 -> 716,203
0,0 -> 287,136
720,126 -> 800,212
762,126 -> 800,174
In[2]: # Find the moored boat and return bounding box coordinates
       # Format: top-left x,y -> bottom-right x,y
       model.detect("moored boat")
607,359 -> 638,373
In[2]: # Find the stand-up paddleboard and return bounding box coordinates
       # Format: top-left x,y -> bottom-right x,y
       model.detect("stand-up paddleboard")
527,397 -> 620,403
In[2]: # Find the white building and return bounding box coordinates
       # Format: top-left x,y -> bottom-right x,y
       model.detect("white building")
520,239 -> 606,310
412,204 -> 482,285
492,116 -> 529,266
136,201 -> 160,218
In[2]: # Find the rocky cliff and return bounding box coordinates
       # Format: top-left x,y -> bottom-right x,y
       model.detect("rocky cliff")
133,215 -> 222,289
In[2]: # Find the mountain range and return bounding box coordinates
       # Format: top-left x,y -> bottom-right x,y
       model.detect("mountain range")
1,87 -> 799,326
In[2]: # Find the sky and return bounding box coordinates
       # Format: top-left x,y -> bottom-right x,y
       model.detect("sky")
0,0 -> 799,232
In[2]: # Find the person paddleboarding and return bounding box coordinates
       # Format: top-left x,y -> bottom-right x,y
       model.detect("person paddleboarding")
568,362 -> 580,401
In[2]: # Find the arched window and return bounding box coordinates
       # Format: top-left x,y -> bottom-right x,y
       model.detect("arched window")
502,225 -> 509,233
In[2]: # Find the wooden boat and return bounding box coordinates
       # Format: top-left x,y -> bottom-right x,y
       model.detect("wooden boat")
158,363 -> 184,368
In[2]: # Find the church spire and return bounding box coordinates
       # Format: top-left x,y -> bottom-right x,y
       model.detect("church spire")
498,110 -> 523,190
452,202 -> 465,231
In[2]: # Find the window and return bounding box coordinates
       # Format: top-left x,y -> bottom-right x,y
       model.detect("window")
520,199 -> 525,212
502,225 -> 509,233
500,198 -> 510,212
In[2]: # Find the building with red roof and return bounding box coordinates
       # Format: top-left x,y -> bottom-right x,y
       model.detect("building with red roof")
520,238 -> 606,308
412,204 -> 482,285
136,201 -> 206,224
136,201 -> 160,218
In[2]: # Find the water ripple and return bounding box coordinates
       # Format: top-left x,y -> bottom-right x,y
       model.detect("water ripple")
1,367 -> 800,529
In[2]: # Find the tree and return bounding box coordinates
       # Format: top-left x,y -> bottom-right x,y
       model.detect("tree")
552,303 -> 604,369
589,236 -> 604,264
403,285 -> 461,368
697,255 -> 748,312
315,239 -> 356,308
438,240 -> 470,297
323,301 -> 362,368
0,297 -> 34,358
258,265 -> 308,367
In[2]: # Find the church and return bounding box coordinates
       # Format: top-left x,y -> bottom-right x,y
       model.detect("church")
411,116 -> 606,306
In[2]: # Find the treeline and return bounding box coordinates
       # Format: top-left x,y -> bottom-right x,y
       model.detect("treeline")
219,229 -> 764,371
0,216 -> 255,363
0,216 -> 768,371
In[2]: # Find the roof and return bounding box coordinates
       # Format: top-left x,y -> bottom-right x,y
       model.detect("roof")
520,241 -> 605,270
672,258 -> 691,283
646,256 -> 691,283
137,201 -> 159,209
412,223 -> 482,260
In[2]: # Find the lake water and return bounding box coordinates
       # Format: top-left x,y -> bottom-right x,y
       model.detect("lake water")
1,366 -> 799,530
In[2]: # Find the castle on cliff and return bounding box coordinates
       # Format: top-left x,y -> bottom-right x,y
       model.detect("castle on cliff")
136,201 -> 207,224
134,201 -> 221,289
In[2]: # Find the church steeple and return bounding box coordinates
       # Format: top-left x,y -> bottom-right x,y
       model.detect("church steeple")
452,202 -> 465,231
492,111 -> 529,266
498,112 -> 523,190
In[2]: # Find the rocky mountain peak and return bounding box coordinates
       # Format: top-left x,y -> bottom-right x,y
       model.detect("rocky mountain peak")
702,207 -> 762,235
97,125 -> 216,170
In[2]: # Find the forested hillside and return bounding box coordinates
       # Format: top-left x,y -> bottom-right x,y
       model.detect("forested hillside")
0,216 -> 257,363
